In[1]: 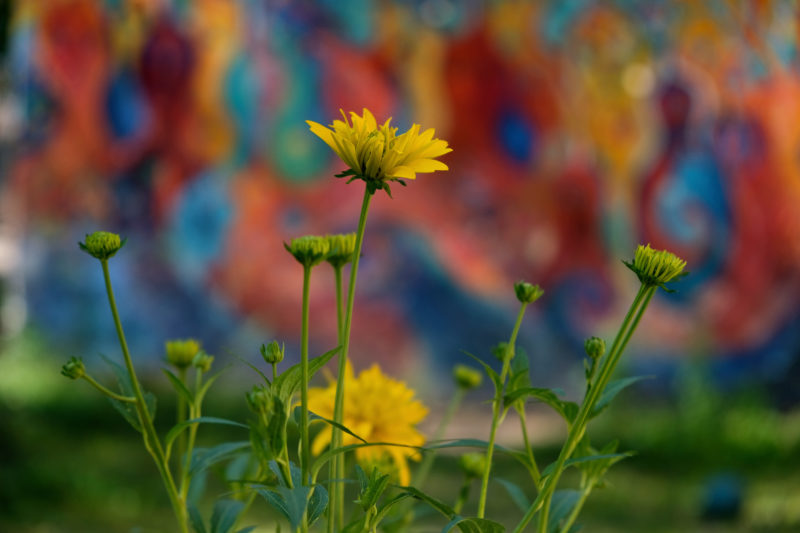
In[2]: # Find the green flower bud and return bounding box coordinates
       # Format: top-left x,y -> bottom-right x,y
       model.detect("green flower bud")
325,233 -> 357,268
165,339 -> 201,369
192,350 -> 214,373
260,341 -> 284,365
79,231 -> 126,260
623,244 -> 687,290
284,235 -> 330,267
61,356 -> 85,380
453,364 -> 483,390
491,341 -> 510,362
514,281 -> 544,304
246,385 -> 272,415
584,337 -> 606,360
459,452 -> 487,479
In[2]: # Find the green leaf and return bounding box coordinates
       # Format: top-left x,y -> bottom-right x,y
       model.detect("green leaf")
503,387 -> 577,425
590,376 -> 650,419
494,478 -> 530,513
546,490 -> 580,533
188,467 -> 208,505
258,486 -> 311,531
162,368 -> 194,404
442,517 -> 505,533
423,439 -> 532,473
401,486 -> 456,517
541,453 -> 634,477
188,504 -> 207,533
108,396 -> 141,433
273,346 -> 340,403
308,484 -> 329,526
507,347 -> 531,393
312,441 -> 420,480
196,367 -> 227,404
356,467 -> 390,511
190,441 -> 251,476
210,499 -> 245,533
165,417 -> 249,456
236,528 -> 256,533
308,410 -> 368,444
462,351 -> 502,392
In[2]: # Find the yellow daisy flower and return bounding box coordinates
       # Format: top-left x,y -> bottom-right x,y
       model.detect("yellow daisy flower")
308,363 -> 428,485
306,108 -> 452,195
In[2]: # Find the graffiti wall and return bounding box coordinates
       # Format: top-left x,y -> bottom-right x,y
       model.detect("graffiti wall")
6,0 -> 800,390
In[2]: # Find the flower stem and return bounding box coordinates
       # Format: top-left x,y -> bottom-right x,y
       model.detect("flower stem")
328,264 -> 345,533
557,484 -> 592,533
180,368 -> 203,501
517,406 -> 541,484
100,260 -> 188,533
477,302 -> 528,518
514,284 -> 653,533
301,264 -> 312,485
176,367 -> 188,470
81,374 -> 137,403
331,186 -> 373,530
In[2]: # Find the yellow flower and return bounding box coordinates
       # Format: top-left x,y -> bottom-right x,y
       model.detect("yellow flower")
308,363 -> 428,485
307,108 -> 452,195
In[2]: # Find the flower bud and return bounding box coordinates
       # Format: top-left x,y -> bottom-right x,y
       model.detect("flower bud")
246,385 -> 272,415
453,364 -> 482,390
584,337 -> 606,360
325,233 -> 357,268
623,244 -> 687,289
260,341 -> 284,365
165,339 -> 201,369
61,356 -> 85,380
79,231 -> 126,260
514,281 -> 544,304
284,235 -> 330,267
459,452 -> 487,479
192,350 -> 214,373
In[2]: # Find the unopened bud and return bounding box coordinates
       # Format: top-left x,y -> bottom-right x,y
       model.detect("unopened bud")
514,281 -> 544,304
284,235 -> 330,267
192,350 -> 214,373
261,341 -> 284,365
61,357 -> 85,380
453,364 -> 482,390
79,231 -> 125,260
584,337 -> 606,360
165,339 -> 201,369
459,453 -> 486,479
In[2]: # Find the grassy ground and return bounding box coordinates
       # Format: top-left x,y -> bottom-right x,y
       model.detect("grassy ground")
2,338 -> 800,532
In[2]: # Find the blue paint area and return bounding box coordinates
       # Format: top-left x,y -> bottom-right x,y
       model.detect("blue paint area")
225,52 -> 263,166
166,171 -> 234,287
497,111 -> 536,164
105,68 -> 150,141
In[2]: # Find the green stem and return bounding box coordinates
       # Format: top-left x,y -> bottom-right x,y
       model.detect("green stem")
331,186 -> 373,529
453,476 -> 472,515
100,260 -> 189,533
477,302 -> 528,518
329,264 -> 345,533
557,483 -> 592,533
517,284 -> 651,533
81,374 -> 137,403
176,367 -> 188,470
301,265 -> 312,485
180,368 -> 203,501
517,405 -> 541,484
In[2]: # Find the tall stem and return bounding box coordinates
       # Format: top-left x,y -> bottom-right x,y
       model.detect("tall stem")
301,265 -> 312,485
517,406 -> 541,484
516,284 -> 652,533
100,260 -> 188,533
180,368 -> 203,500
329,264 -> 345,533
176,367 -> 188,470
331,186 -> 373,530
477,302 -> 528,518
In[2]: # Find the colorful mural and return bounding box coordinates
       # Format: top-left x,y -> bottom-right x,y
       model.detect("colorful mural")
6,0 -> 800,389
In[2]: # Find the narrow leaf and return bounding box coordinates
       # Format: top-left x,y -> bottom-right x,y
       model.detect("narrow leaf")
495,478 -> 530,513
462,351 -> 502,392
166,417 -> 249,454
188,504 -> 207,533
590,376 -> 650,419
442,517 -> 506,533
308,484 -> 329,525
210,499 -> 245,533
163,368 -> 195,404
546,490 -> 580,533
541,453 -> 633,477
190,441 -> 251,476
274,346 -> 340,403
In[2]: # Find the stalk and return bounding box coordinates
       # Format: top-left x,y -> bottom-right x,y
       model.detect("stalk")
477,302 -> 528,518
328,263 -> 344,533
513,284 -> 653,533
330,186 -> 373,529
517,406 -> 541,484
301,265 -> 312,484
101,260 -> 189,533
180,368 -> 204,501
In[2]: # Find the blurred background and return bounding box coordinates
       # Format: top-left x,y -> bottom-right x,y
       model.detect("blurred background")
2,0 -> 800,531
